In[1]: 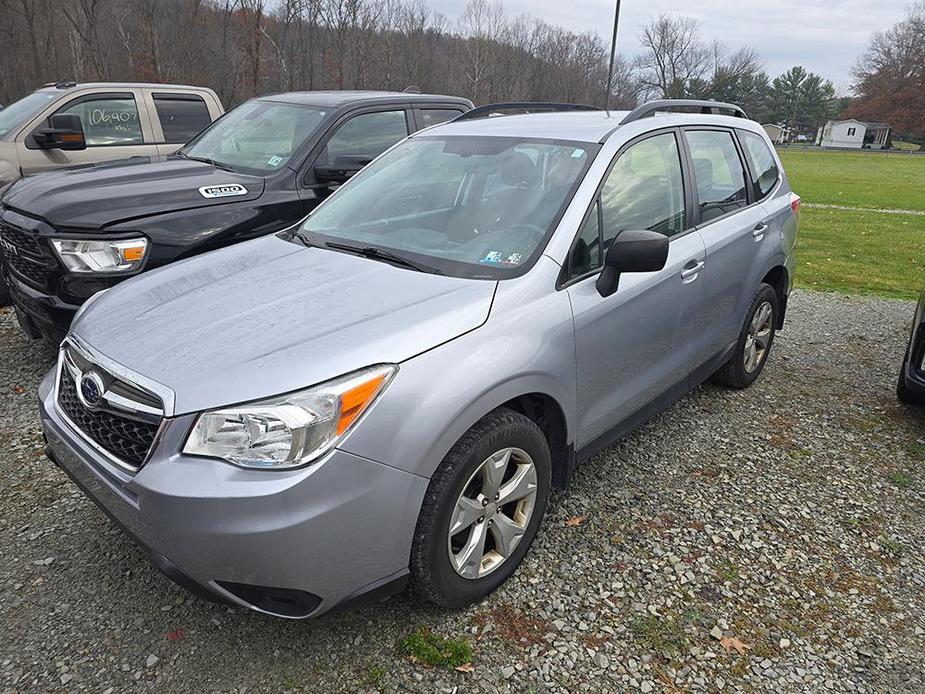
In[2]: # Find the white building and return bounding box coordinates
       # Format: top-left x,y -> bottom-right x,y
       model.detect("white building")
762,124 -> 786,144
817,119 -> 891,149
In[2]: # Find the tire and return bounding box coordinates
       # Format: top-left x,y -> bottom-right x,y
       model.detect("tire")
712,283 -> 779,389
897,350 -> 925,406
410,407 -> 551,609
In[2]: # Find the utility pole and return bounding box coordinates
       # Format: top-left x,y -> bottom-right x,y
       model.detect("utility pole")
604,0 -> 623,110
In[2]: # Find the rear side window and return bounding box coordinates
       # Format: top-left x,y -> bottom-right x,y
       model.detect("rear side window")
739,130 -> 780,200
600,132 -> 687,246
322,110 -> 409,165
421,109 -> 463,128
153,94 -> 212,144
56,94 -> 143,146
684,130 -> 749,223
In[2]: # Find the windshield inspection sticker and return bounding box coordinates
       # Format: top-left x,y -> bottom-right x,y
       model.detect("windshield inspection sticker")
199,184 -> 248,199
267,155 -> 283,167
481,251 -> 523,265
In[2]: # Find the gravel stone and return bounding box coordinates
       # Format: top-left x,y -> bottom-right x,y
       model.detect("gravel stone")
1,290 -> 923,693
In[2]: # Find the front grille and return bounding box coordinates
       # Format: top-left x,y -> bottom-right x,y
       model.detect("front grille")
0,221 -> 56,289
57,349 -> 163,470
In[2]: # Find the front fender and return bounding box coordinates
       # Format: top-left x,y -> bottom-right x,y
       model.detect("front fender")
339,262 -> 577,480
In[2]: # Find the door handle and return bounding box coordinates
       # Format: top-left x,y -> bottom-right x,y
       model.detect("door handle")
752,222 -> 769,240
680,260 -> 705,282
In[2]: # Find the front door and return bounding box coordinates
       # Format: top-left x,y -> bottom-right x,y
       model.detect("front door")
300,107 -> 411,213
18,91 -> 156,175
566,130 -> 707,447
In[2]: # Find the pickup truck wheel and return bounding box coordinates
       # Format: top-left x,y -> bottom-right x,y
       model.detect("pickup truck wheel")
410,407 -> 551,608
712,283 -> 778,389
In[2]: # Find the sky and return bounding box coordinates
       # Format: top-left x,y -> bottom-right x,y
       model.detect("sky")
429,0 -> 912,94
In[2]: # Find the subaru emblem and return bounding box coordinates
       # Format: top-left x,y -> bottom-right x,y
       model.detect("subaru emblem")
78,371 -> 105,409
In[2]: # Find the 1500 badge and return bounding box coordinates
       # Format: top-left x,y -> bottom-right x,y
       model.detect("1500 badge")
199,184 -> 248,199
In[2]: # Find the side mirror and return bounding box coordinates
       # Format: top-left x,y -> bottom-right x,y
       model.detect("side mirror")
33,114 -> 86,151
314,154 -> 372,185
595,229 -> 669,298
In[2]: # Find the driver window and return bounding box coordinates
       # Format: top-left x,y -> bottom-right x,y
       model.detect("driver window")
599,132 -> 686,251
321,110 -> 409,166
55,94 -> 143,146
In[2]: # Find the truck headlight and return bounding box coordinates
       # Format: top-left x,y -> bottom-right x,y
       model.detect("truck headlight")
51,237 -> 148,273
183,364 -> 397,469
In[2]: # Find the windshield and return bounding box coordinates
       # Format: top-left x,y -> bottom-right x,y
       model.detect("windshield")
0,91 -> 59,138
299,136 -> 597,279
181,100 -> 326,174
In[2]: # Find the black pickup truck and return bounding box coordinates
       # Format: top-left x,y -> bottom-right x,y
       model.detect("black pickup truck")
0,90 -> 471,339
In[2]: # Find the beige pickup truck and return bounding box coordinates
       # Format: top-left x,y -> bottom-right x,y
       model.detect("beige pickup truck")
0,81 -> 224,189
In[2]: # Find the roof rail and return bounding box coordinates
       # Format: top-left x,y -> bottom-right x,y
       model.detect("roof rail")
619,99 -> 747,125
454,102 -> 600,123
43,80 -> 77,90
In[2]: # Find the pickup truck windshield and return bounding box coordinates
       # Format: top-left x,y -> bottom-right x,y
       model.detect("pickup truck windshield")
0,91 -> 59,138
300,136 -> 596,279
181,101 -> 326,174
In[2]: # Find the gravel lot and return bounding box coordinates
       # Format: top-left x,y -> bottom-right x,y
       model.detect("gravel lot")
1,290 -> 923,693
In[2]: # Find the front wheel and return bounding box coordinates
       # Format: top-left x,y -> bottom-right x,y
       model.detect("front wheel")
410,407 -> 551,608
712,283 -> 779,389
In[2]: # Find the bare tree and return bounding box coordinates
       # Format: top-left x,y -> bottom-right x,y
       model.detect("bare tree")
637,14 -> 710,98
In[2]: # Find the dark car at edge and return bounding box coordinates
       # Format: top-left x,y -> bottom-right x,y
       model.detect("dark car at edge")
898,282 -> 925,407
0,90 -> 472,340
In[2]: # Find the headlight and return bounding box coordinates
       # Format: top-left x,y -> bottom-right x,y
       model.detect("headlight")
183,364 -> 397,469
51,237 -> 148,273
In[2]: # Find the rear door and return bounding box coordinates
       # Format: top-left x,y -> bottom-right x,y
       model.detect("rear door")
681,127 -> 772,361
17,89 -> 156,175
145,91 -> 220,155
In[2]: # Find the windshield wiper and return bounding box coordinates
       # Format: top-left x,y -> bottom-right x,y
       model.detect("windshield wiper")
177,152 -> 237,172
323,241 -> 442,275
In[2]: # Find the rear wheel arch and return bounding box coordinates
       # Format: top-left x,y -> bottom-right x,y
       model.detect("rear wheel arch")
761,265 -> 789,329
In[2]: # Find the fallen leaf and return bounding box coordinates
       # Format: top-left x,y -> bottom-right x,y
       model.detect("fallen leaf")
564,515 -> 585,527
720,635 -> 752,655
454,662 -> 474,673
166,629 -> 185,641
14,386 -> 24,394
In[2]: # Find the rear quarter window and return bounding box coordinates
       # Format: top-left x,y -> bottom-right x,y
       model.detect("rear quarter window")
739,130 -> 780,199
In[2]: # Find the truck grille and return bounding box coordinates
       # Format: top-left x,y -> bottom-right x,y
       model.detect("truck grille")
56,343 -> 164,471
0,220 -> 56,289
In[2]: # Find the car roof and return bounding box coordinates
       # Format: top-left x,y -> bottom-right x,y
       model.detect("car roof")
418,109 -> 766,144
258,90 -> 472,109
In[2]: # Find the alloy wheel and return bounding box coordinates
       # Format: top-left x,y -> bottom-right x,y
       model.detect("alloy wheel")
744,300 -> 773,373
447,447 -> 538,579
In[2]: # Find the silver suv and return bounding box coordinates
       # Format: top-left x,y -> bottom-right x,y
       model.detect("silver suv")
39,100 -> 799,618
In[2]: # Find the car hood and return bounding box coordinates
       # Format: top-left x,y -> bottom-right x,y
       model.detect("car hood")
72,235 -> 497,415
2,157 -> 264,229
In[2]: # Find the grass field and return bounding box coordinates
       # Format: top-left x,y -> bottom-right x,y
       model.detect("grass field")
777,149 -> 925,300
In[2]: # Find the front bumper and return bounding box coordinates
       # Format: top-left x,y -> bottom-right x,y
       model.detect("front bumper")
3,268 -> 77,341
38,369 -> 428,618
